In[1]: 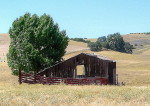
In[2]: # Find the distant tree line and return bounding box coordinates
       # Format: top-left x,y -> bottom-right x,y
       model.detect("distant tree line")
88,33 -> 134,54
70,38 -> 91,43
130,32 -> 150,35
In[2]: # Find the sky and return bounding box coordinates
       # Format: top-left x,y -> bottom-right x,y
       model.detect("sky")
0,0 -> 150,38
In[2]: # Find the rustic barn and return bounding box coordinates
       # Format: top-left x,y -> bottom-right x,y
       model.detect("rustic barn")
19,53 -> 117,85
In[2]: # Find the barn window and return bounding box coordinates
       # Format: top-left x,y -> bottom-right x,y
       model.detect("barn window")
77,65 -> 85,75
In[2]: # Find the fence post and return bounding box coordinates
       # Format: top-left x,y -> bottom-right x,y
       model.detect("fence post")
116,74 -> 118,85
19,69 -> 22,84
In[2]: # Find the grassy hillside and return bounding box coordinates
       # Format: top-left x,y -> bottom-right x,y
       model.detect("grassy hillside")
123,34 -> 150,55
86,34 -> 150,55
86,38 -> 97,42
0,34 -> 10,62
123,33 -> 150,45
0,33 -> 10,45
0,33 -> 150,105
0,34 -> 89,61
66,40 -> 89,53
0,33 -> 150,85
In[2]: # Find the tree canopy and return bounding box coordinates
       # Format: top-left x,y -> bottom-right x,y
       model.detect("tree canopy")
106,33 -> 134,53
7,13 -> 69,75
107,33 -> 126,52
88,41 -> 102,51
89,33 -> 134,53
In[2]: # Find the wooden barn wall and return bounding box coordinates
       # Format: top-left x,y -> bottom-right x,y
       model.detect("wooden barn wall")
37,53 -> 116,84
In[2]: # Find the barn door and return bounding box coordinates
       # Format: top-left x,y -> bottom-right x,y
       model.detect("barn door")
108,62 -> 116,85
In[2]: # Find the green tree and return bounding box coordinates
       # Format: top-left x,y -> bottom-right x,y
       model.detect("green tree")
97,36 -> 109,48
107,33 -> 125,52
7,13 -> 69,75
96,33 -> 133,53
88,41 -> 102,51
124,42 -> 134,54
97,36 -> 107,42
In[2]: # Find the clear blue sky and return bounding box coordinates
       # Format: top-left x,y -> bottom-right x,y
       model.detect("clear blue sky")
0,0 -> 150,38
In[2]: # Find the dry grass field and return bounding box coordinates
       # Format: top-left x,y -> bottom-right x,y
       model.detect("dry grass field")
0,83 -> 150,106
66,40 -> 89,53
0,33 -> 150,105
0,33 -> 10,62
123,33 -> 150,45
86,38 -> 97,42
123,34 -> 150,55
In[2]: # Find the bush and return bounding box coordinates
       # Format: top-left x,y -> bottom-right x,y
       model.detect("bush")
88,42 -> 102,51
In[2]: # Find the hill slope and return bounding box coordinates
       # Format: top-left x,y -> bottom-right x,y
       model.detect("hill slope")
0,33 -> 150,105
87,34 -> 150,55
123,33 -> 150,45
0,34 -> 10,62
123,33 -> 150,54
0,33 -> 150,85
66,40 -> 89,53
0,34 -> 89,61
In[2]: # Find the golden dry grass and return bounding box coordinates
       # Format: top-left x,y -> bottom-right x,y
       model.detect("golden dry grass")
68,40 -> 88,47
0,33 -> 150,105
0,65 -> 150,105
134,45 -> 150,55
123,34 -> 150,42
0,34 -> 9,62
142,49 -> 150,55
66,40 -> 89,53
0,83 -> 150,106
86,38 -> 97,42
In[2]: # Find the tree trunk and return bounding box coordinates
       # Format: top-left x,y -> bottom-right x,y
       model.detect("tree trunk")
19,69 -> 22,84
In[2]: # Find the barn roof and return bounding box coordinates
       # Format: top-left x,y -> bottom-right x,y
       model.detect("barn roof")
37,53 -> 115,75
79,53 -> 115,62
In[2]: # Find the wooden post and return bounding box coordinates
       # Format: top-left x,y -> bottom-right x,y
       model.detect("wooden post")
116,74 -> 118,85
19,69 -> 22,84
113,62 -> 117,85
74,66 -> 77,78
